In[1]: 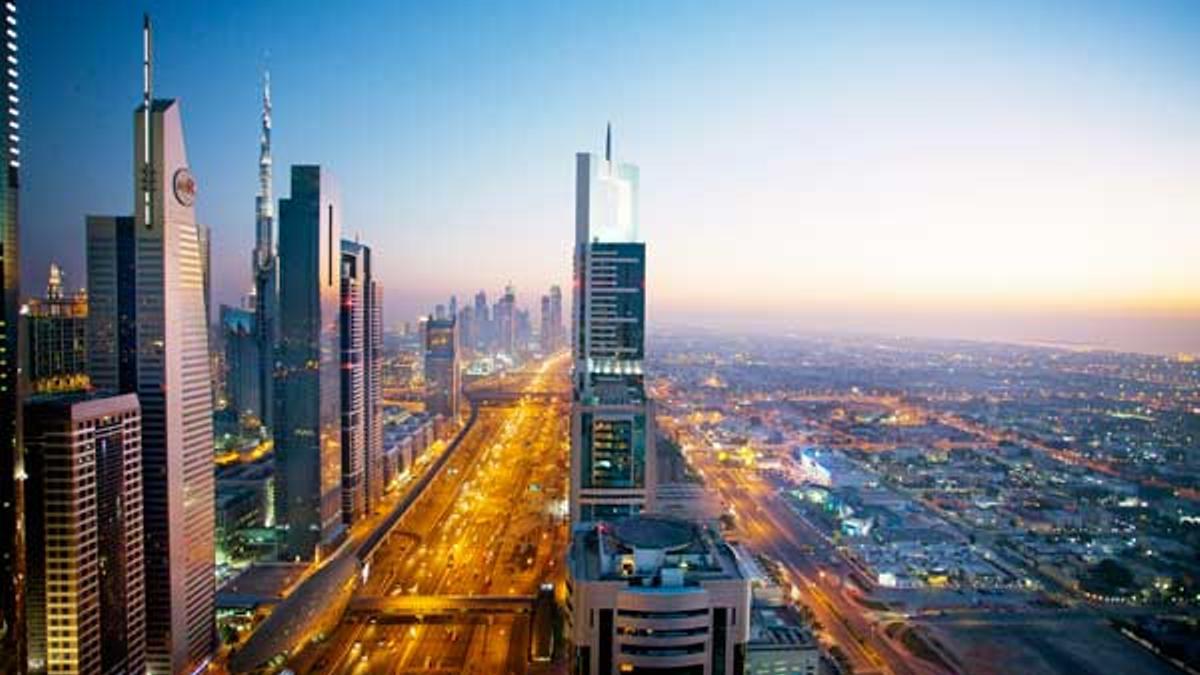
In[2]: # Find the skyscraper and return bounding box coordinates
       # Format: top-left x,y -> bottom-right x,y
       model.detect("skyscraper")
274,165 -> 344,560
423,317 -> 460,422
342,240 -> 384,515
24,393 -> 146,675
85,216 -> 136,396
569,125 -> 656,525
25,264 -> 89,395
339,241 -> 366,525
494,284 -> 516,357
220,303 -> 259,422
0,3 -> 22,670
549,284 -> 564,351
473,290 -> 489,351
85,18 -> 216,672
252,71 -> 278,433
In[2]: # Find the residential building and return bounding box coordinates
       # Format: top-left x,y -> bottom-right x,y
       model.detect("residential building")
423,317 -> 460,422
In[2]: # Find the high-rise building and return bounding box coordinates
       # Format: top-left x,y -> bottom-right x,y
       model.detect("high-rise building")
220,304 -> 259,422
472,290 -> 488,350
85,216 -> 136,395
570,126 -> 656,525
566,517 -> 751,675
274,165 -> 344,560
252,71 -> 278,433
0,3 -> 22,670
25,264 -> 89,395
24,393 -> 146,675
85,18 -> 216,671
494,284 -> 516,357
423,317 -> 459,422
457,305 -> 474,358
340,240 -> 383,518
549,284 -> 564,351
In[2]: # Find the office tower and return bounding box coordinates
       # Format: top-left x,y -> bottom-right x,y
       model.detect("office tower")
434,303 -> 446,321
569,125 -> 656,525
448,295 -> 457,319
25,264 -> 90,394
515,308 -> 532,355
198,223 -> 211,326
24,393 -> 146,675
566,517 -> 751,675
494,284 -> 516,356
253,71 -> 277,432
549,284 -> 563,351
473,290 -> 489,351
0,2 -> 21,670
220,304 -> 259,421
340,240 -> 383,516
540,293 -> 552,353
423,317 -> 459,422
457,305 -> 474,357
85,216 -> 136,395
84,19 -> 216,672
275,165 -> 344,560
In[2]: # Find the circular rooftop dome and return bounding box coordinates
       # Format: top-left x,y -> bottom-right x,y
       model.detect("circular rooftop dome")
612,515 -> 695,552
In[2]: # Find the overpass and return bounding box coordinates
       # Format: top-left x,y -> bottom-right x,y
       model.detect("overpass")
464,389 -> 568,405
347,594 -> 535,620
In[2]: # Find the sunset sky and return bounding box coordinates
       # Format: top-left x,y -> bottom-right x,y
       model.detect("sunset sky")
20,0 -> 1200,353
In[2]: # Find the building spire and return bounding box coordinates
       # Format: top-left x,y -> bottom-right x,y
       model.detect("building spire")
141,13 -> 153,226
605,122 -> 612,162
255,66 -> 274,266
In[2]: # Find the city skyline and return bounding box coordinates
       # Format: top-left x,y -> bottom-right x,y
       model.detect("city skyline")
18,1 -> 1200,355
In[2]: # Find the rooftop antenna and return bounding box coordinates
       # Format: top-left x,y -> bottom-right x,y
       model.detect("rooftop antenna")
605,122 -> 612,162
142,13 -> 153,227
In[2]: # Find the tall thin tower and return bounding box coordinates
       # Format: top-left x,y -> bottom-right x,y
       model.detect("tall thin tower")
0,2 -> 23,671
253,70 -> 277,431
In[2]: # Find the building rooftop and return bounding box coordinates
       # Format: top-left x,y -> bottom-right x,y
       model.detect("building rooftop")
571,515 -> 745,586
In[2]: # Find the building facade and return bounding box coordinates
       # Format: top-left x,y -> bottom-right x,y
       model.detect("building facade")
252,71 -> 277,434
0,3 -> 22,669
274,165 -> 344,560
25,264 -> 89,395
24,393 -> 146,675
341,240 -> 383,517
85,22 -> 216,669
423,317 -> 460,422
338,242 -> 365,525
566,517 -> 751,675
570,128 -> 656,525
220,304 -> 259,422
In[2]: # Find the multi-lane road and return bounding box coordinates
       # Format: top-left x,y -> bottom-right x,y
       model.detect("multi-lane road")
288,354 -> 570,674
678,428 -> 946,675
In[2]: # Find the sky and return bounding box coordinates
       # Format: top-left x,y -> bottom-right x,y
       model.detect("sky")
20,0 -> 1200,354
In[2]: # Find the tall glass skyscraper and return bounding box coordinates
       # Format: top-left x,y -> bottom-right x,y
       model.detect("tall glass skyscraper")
570,127 -> 657,525
0,3 -> 22,671
274,165 -> 344,561
85,19 -> 216,672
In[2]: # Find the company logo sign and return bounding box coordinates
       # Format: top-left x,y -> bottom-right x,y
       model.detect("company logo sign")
173,168 -> 197,207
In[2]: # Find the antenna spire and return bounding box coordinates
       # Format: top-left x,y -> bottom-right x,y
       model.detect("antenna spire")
605,122 -> 612,162
141,13 -> 153,226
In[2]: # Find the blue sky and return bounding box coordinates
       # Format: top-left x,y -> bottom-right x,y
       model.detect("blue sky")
20,0 -> 1200,353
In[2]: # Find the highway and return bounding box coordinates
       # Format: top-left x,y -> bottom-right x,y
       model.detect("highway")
287,353 -> 571,674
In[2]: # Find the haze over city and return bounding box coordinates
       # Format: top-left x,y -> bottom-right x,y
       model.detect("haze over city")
19,0 -> 1200,354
